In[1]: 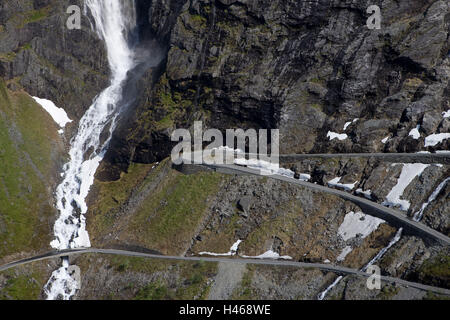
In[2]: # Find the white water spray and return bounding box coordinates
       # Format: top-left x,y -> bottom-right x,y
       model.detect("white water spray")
44,0 -> 136,299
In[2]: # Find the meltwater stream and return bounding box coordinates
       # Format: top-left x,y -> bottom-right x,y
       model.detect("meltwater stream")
44,0 -> 137,299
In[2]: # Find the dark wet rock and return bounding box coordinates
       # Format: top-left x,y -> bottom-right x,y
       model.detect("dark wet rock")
0,0 -> 109,120
237,196 -> 252,215
97,0 -> 450,173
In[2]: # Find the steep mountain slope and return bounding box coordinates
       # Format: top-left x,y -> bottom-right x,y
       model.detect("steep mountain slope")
104,0 -> 450,177
0,0 -> 448,300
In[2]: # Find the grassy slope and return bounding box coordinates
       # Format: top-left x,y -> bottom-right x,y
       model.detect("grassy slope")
0,260 -> 51,300
0,79 -> 60,259
129,168 -> 224,254
87,159 -> 226,255
75,253 -> 217,300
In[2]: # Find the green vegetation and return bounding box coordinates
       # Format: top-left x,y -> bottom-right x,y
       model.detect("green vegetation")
310,103 -> 323,111
94,255 -> 217,300
190,14 -> 207,28
0,262 -> 48,300
109,255 -> 173,274
25,8 -> 49,24
309,77 -> 325,85
135,281 -> 172,300
0,51 -> 16,62
0,274 -> 42,300
232,265 -> 255,300
6,6 -> 50,29
377,285 -> 400,300
153,75 -> 191,130
238,201 -> 300,255
0,79 -> 59,257
87,158 -> 226,255
413,254 -> 450,288
130,168 -> 224,254
88,162 -> 155,237
423,291 -> 450,300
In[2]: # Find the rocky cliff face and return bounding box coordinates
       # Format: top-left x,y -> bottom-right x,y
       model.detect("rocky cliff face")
102,0 -> 450,178
0,0 -> 448,300
0,0 -> 109,121
0,0 -> 108,261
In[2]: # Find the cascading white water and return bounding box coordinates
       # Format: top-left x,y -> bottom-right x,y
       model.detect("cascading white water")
44,0 -> 137,300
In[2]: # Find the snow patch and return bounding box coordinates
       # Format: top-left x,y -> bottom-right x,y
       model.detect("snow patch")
199,239 -> 243,257
318,276 -> 343,300
382,163 -> 429,211
32,97 -> 72,128
363,228 -> 403,270
338,211 -> 385,241
234,157 -> 310,181
355,188 -> 373,200
336,246 -> 353,262
343,118 -> 359,130
413,178 -> 450,222
443,110 -> 450,118
343,122 -> 352,131
242,250 -> 292,260
408,125 -> 420,139
327,177 -> 357,191
327,131 -> 348,141
425,133 -> 450,147
381,136 -> 389,144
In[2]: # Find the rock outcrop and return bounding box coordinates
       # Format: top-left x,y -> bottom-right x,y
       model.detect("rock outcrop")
103,0 -> 450,177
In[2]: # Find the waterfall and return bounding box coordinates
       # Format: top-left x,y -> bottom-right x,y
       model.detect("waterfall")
44,0 -> 137,300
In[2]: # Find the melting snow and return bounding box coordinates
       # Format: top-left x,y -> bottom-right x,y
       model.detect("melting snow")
413,177 -> 450,222
343,122 -> 352,131
382,163 -> 430,211
336,246 -> 353,262
32,97 -> 72,128
327,177 -> 357,191
408,125 -> 420,139
327,131 -> 348,141
363,228 -> 403,270
343,118 -> 359,130
425,133 -> 450,147
200,240 -> 292,260
234,157 -> 310,181
338,211 -> 385,241
318,276 -> 343,300
199,239 -> 243,256
319,228 -> 403,300
242,250 -> 292,260
355,188 -> 373,200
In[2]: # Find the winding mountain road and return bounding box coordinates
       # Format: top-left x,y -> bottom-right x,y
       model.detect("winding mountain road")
182,162 -> 450,246
279,152 -> 450,165
0,248 -> 449,296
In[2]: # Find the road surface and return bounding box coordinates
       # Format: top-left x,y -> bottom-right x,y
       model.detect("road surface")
0,248 -> 449,296
187,163 -> 450,246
